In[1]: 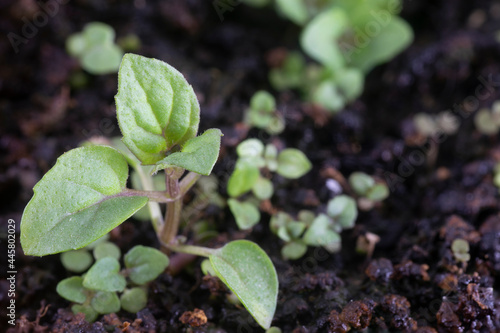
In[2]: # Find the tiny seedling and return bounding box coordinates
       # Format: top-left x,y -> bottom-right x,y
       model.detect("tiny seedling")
227,138 -> 312,230
270,195 -> 358,260
451,238 -> 470,263
413,111 -> 460,138
21,54 -> 278,329
57,242 -> 168,322
66,22 -> 124,75
348,172 -> 389,210
245,90 -> 285,135
474,101 -> 500,135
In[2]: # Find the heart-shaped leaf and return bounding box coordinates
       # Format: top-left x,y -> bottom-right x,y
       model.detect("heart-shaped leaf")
228,199 -> 261,230
21,145 -> 148,256
93,242 -> 121,261
209,240 -> 278,329
124,245 -> 169,285
120,287 -> 148,313
227,164 -> 260,197
153,128 -> 222,175
83,257 -> 126,292
116,53 -> 200,164
326,195 -> 358,229
303,214 -> 341,252
90,291 -> 121,314
57,277 -> 87,304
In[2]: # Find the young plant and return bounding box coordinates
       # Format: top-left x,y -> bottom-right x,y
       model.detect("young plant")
227,138 -> 312,230
474,101 -> 500,135
413,111 -> 460,138
66,22 -> 124,75
270,195 -> 358,260
451,238 -> 470,264
348,172 -> 389,210
244,91 -> 285,135
57,243 -> 168,322
20,54 -> 278,329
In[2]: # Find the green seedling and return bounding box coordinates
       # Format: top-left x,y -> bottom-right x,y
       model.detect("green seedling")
57,245 -> 166,321
451,238 -> 470,263
245,91 -> 285,135
227,138 -> 312,230
348,172 -> 389,210
66,22 -> 124,75
413,111 -> 460,138
267,0 -> 413,112
270,195 -> 358,259
474,101 -> 500,135
21,54 -> 278,329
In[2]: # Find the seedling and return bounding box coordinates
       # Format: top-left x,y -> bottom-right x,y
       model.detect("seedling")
451,238 -> 470,263
245,90 -> 285,135
227,138 -> 312,229
270,195 -> 358,259
21,54 -> 278,329
413,111 -> 460,138
474,101 -> 500,135
348,172 -> 389,210
57,244 -> 168,322
66,22 -> 124,75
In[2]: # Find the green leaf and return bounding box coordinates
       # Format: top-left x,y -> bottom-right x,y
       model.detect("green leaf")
227,165 -> 260,197
270,212 -> 293,234
252,177 -> 274,200
116,53 -> 200,164
81,43 -> 123,75
348,172 -> 375,196
326,195 -> 358,229
277,148 -> 312,179
57,277 -> 87,304
120,287 -> 148,313
312,80 -> 345,112
301,8 -> 349,70
228,199 -> 261,230
366,183 -> 389,202
153,128 -> 222,175
82,22 -> 115,46
124,245 -> 169,285
60,250 -> 93,273
303,214 -> 341,252
93,242 -> 121,261
83,257 -> 126,292
250,91 -> 276,112
72,304 -> 98,322
21,145 -> 148,256
237,139 -> 265,158
90,291 -> 121,314
281,241 -> 308,260
209,240 -> 278,329
275,0 -> 309,25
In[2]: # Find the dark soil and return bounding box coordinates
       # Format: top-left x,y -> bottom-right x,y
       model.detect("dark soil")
1,0 -> 500,332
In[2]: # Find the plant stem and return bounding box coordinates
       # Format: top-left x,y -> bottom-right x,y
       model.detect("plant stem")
134,165 -> 164,232
180,172 -> 202,195
121,188 -> 178,203
165,242 -> 217,257
160,199 -> 183,244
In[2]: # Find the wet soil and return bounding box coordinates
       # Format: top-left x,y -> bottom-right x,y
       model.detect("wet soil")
1,0 -> 500,332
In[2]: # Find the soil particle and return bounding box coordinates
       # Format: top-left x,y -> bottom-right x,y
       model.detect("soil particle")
365,258 -> 394,284
479,214 -> 500,272
436,301 -> 463,333
392,260 -> 430,282
329,299 -> 375,332
380,294 -> 417,331
179,308 -> 208,327
439,215 -> 481,245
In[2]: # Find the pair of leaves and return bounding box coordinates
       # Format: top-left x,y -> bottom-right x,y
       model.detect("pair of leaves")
116,54 -> 222,175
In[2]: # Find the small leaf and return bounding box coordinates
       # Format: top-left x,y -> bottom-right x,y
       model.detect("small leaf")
209,240 -> 278,329
81,43 -> 123,75
153,129 -> 222,175
237,139 -> 265,158
93,242 -> 121,261
120,287 -> 148,313
83,257 -> 126,292
326,195 -> 358,229
60,250 -> 93,273
270,212 -> 293,234
348,172 -> 375,196
252,177 -> 274,200
281,241 -> 308,260
303,214 -> 341,252
275,0 -> 308,25
300,8 -> 349,70
366,183 -> 389,202
116,54 -> 200,164
124,245 -> 169,285
277,148 -> 312,179
21,145 -> 148,256
227,165 -> 260,197
228,199 -> 261,230
90,291 -> 121,314
311,80 -> 345,112
57,277 -> 87,304
72,304 -> 98,322
250,91 -> 276,112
